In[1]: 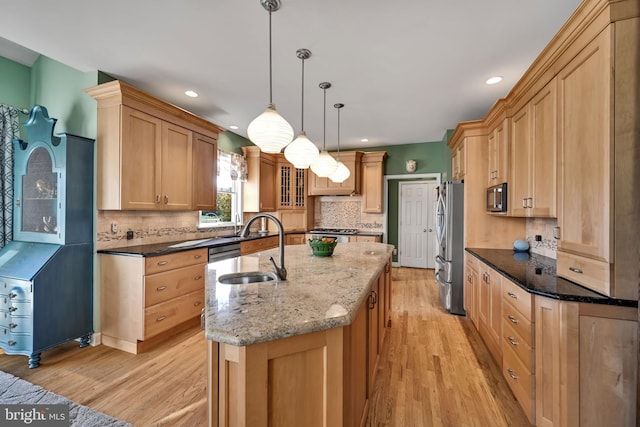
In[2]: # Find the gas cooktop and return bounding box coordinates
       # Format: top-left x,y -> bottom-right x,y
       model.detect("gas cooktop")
310,228 -> 358,235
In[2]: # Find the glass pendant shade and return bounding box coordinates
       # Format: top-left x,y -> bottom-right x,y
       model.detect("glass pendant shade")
284,131 -> 319,168
310,150 -> 338,177
329,160 -> 350,183
247,103 -> 294,153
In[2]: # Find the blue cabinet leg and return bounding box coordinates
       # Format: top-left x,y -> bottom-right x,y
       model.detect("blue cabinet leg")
79,334 -> 91,348
28,353 -> 41,369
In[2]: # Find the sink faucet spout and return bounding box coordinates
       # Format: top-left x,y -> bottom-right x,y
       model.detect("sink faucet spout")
240,213 -> 287,280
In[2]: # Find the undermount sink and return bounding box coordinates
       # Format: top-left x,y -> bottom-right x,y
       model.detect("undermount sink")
168,238 -> 214,248
218,271 -> 278,285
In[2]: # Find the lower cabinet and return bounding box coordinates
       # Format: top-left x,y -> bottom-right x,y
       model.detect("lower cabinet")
464,253 -> 479,327
478,263 -> 503,364
239,236 -> 279,255
285,233 -> 306,245
100,248 -> 207,354
534,297 -> 638,427
209,257 -> 392,427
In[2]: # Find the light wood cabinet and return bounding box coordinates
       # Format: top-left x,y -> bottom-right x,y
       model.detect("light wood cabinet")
242,146 -> 276,212
193,133 -> 217,211
463,253 -> 479,327
274,155 -> 314,231
86,80 -> 222,211
487,114 -> 509,187
451,141 -> 466,180
308,151 -> 363,196
534,297 -> 637,427
239,236 -> 279,255
478,263 -> 502,364
100,248 -> 207,354
285,233 -> 306,245
361,151 -> 387,213
501,280 -> 535,424
510,78 -> 557,218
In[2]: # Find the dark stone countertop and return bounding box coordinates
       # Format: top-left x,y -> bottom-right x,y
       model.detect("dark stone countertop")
466,248 -> 637,307
97,232 -> 279,257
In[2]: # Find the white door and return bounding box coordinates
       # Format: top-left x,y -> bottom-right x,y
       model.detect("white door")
398,181 -> 437,268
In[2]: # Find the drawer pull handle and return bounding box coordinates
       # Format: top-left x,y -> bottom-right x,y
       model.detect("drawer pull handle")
156,316 -> 167,322
156,286 -> 168,292
194,255 -> 202,259
9,306 -> 17,312
569,267 -> 583,274
157,261 -> 169,266
507,336 -> 519,346
9,323 -> 17,329
8,340 -> 16,346
156,195 -> 161,204
507,292 -> 517,300
9,292 -> 17,299
507,368 -> 519,380
194,301 -> 202,307
508,315 -> 519,324
194,275 -> 203,280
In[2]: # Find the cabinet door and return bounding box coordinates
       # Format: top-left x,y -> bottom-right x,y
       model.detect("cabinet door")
367,280 -> 380,395
464,266 -> 479,327
510,104 -> 531,217
259,156 -> 277,211
192,133 -> 217,211
488,119 -> 509,186
557,29 -> 611,262
161,122 -> 193,210
362,160 -> 383,213
121,106 -> 163,210
530,78 -> 557,217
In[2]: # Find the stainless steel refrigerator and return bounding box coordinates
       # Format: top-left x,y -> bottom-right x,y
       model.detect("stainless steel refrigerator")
434,181 -> 465,315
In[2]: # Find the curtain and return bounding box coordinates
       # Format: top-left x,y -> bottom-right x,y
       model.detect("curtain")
0,105 -> 18,248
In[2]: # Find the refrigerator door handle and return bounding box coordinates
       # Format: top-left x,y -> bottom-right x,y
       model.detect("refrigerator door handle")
435,255 -> 452,283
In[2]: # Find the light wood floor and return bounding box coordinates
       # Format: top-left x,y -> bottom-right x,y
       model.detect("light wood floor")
0,267 -> 530,427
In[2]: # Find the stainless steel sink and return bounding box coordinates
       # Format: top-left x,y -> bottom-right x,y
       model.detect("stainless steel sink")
218,271 -> 278,285
168,238 -> 215,248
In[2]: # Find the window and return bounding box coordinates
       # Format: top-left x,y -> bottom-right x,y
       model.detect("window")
199,150 -> 246,228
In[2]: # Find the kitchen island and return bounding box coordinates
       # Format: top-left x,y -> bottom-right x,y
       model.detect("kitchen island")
204,242 -> 394,427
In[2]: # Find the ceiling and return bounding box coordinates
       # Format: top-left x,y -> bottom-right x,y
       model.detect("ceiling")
0,0 -> 581,150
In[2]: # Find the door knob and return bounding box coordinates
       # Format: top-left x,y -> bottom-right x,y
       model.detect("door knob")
428,228 -> 432,232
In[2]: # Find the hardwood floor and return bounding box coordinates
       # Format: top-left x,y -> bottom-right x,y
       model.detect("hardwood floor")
0,267 -> 530,427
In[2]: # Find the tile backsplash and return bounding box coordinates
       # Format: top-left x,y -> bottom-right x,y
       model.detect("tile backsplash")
314,195 -> 384,231
525,217 -> 558,259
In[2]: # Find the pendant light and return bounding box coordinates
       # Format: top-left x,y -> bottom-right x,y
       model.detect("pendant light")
247,0 -> 294,153
310,82 -> 338,177
329,103 -> 351,183
284,48 -> 319,168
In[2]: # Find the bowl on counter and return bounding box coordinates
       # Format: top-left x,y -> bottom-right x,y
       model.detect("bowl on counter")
308,237 -> 338,257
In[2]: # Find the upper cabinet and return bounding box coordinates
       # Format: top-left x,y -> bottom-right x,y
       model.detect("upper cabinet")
308,151 -> 363,196
242,146 -> 276,212
486,101 -> 509,187
192,133 -> 218,211
510,78 -> 557,218
362,152 -> 387,213
276,155 -> 308,210
86,80 -> 222,211
451,141 -> 466,181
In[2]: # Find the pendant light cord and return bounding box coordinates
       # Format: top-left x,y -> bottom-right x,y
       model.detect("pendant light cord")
268,9 -> 273,105
336,107 -> 341,160
322,87 -> 327,150
300,58 -> 305,131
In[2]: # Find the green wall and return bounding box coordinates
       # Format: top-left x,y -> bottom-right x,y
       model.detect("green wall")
0,56 -> 32,134
218,131 -> 253,154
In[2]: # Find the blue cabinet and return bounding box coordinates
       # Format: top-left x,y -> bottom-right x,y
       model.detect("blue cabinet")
0,106 -> 94,368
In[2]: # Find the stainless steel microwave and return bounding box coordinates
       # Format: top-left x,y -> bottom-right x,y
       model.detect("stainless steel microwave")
487,183 -> 507,212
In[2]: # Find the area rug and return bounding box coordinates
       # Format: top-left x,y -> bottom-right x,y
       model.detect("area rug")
0,370 -> 132,426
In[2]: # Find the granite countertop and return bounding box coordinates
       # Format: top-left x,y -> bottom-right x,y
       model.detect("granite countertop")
466,248 -> 637,307
204,242 -> 394,346
97,232 -> 280,257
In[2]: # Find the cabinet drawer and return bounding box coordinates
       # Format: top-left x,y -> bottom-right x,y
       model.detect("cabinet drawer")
465,253 -> 479,272
502,342 -> 534,421
557,251 -> 611,296
502,280 -> 533,320
144,290 -> 204,339
240,236 -> 279,255
144,264 -> 205,307
502,300 -> 533,347
502,319 -> 534,372
145,248 -> 207,275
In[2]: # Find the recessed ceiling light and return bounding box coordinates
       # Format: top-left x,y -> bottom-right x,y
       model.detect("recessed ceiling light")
361,138 -> 369,142
485,76 -> 503,85
185,90 -> 198,97
229,125 -> 239,130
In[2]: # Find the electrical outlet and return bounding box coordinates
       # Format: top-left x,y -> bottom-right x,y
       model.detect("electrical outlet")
111,223 -> 118,234
126,230 -> 134,240
535,235 -> 542,241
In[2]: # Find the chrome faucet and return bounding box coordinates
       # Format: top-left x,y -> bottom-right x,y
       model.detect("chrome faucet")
240,213 -> 287,280
234,213 -> 241,235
